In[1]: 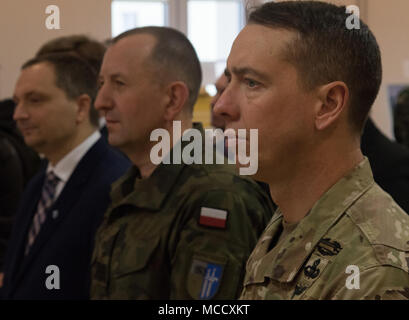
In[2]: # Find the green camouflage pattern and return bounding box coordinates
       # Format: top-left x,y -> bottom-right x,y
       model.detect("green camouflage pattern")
90,123 -> 274,299
241,158 -> 409,300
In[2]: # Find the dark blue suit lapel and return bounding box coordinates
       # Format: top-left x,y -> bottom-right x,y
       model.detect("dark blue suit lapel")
6,172 -> 44,284
14,138 -> 108,286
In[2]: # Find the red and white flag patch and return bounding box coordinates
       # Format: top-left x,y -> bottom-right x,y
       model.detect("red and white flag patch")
199,207 -> 228,229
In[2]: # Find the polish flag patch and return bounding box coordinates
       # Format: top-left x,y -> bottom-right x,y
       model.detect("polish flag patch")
199,207 -> 228,229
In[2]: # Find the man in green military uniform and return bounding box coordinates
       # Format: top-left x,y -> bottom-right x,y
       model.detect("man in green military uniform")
90,26 -> 274,299
214,1 -> 409,299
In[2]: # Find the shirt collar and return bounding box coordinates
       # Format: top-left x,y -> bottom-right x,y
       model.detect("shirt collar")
47,130 -> 101,182
98,117 -> 106,129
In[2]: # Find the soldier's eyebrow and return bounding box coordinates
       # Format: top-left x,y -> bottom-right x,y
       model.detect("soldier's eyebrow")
99,73 -> 127,81
14,91 -> 47,101
231,67 -> 270,82
110,73 -> 126,80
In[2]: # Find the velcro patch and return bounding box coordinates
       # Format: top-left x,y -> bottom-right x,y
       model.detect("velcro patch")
199,207 -> 228,229
190,259 -> 224,300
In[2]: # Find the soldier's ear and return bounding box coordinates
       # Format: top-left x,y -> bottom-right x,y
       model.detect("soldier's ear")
314,81 -> 349,131
163,81 -> 189,121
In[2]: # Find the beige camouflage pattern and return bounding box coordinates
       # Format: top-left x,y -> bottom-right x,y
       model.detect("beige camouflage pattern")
90,123 -> 274,300
241,158 -> 409,300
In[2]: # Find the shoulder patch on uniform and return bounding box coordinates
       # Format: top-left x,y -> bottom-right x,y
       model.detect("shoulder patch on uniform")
199,207 -> 228,229
189,259 -> 224,300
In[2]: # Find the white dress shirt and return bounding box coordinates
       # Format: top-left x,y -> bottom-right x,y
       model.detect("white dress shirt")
46,130 -> 101,201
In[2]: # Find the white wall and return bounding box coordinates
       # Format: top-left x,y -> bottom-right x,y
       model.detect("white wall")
366,0 -> 409,138
0,0 -> 111,99
1,0 -> 408,138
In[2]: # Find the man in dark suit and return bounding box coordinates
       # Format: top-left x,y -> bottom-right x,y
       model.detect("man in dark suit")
0,99 -> 40,281
0,52 -> 130,299
361,117 -> 409,213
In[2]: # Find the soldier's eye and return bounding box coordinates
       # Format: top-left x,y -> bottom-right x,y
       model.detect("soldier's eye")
245,78 -> 259,89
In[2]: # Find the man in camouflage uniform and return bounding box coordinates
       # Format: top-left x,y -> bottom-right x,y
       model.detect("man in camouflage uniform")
91,27 -> 274,299
214,1 -> 409,299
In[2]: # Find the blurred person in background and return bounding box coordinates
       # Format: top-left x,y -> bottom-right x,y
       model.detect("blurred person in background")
361,117 -> 409,213
0,98 -> 40,287
36,35 -> 109,140
394,87 -> 409,150
1,53 -> 130,299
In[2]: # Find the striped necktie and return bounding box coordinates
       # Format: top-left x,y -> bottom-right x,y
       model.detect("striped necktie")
25,171 -> 60,255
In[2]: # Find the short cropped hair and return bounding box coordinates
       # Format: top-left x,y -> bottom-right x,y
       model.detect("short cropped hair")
36,35 -> 106,74
248,1 -> 382,133
22,53 -> 99,127
113,26 -> 202,114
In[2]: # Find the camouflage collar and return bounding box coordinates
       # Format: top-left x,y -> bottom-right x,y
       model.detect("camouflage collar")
265,157 -> 374,283
109,122 -> 205,211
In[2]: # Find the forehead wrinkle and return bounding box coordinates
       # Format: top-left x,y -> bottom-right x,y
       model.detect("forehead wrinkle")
231,24 -> 298,64
104,42 -> 156,85
231,66 -> 270,82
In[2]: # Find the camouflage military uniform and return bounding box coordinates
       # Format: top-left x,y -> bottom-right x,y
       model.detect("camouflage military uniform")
241,158 -> 409,300
91,123 -> 274,299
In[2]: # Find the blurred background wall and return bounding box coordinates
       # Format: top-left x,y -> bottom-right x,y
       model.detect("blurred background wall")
0,0 -> 408,137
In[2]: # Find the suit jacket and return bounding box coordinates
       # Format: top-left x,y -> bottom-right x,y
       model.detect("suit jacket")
361,118 -> 409,213
99,125 -> 108,142
0,99 -> 41,269
1,137 -> 130,299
